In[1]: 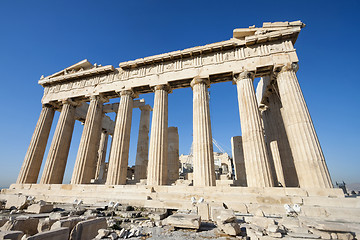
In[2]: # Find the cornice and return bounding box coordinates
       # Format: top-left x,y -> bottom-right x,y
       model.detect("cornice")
38,65 -> 115,86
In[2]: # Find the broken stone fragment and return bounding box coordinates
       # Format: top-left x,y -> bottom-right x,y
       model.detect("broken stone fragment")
69,217 -> 107,240
26,227 -> 69,240
217,221 -> 241,236
5,195 -> 28,210
95,228 -> 110,239
37,218 -> 56,232
163,214 -> 201,229
287,232 -> 321,239
0,230 -> 24,240
26,203 -> 53,214
1,218 -> 39,236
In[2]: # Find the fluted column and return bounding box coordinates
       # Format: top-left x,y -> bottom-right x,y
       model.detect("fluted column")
17,105 -> 55,184
231,136 -> 247,186
95,131 -> 109,179
235,71 -> 273,187
147,85 -> 170,186
106,90 -> 135,185
71,96 -> 105,184
277,63 -> 332,188
191,77 -> 216,187
168,126 -> 179,184
261,89 -> 298,187
270,141 -> 285,187
134,105 -> 151,182
40,100 -> 76,184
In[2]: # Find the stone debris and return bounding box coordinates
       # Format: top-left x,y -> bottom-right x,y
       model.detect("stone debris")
26,202 -> 53,214
0,230 -> 24,240
26,227 -> 69,240
69,218 -> 107,240
163,213 -> 201,229
0,200 -> 358,240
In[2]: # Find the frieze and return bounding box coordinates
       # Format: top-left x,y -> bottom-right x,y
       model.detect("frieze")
41,40 -> 296,102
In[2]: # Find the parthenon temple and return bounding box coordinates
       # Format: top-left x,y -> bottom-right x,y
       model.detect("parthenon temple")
4,21 -> 344,210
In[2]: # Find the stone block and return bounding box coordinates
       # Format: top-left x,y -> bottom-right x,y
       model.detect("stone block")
248,216 -> 275,228
163,214 -> 201,229
197,203 -> 210,221
50,217 -> 83,232
37,218 -> 56,232
148,209 -> 168,220
69,217 -> 107,240
26,227 -> 69,240
1,218 -> 39,236
5,195 -> 28,210
217,222 -> 241,236
287,232 -> 320,239
26,203 -> 53,214
0,230 -> 24,240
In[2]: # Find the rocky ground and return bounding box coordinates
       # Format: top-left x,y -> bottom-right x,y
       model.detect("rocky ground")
0,195 -> 358,240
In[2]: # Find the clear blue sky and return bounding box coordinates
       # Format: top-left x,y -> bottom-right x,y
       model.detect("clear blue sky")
0,0 -> 359,187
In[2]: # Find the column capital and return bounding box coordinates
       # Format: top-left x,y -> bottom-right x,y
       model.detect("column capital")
119,89 -> 138,98
234,70 -> 255,82
139,104 -> 152,112
190,77 -> 210,88
60,98 -> 80,107
277,62 -> 299,74
88,94 -> 109,103
153,84 -> 172,93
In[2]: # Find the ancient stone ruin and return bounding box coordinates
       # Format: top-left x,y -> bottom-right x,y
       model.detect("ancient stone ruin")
1,21 -> 359,239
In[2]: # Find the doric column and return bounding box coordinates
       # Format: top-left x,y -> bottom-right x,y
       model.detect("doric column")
95,131 -> 109,179
231,136 -> 247,186
147,85 -> 170,186
168,126 -> 179,184
270,141 -> 285,187
40,100 -> 76,184
106,90 -> 135,185
276,63 -> 332,188
234,71 -> 273,187
17,105 -> 55,184
191,77 -> 216,187
261,89 -> 299,187
134,105 -> 151,182
71,95 -> 105,184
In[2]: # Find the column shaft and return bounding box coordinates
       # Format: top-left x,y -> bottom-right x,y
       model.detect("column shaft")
270,141 -> 285,186
17,105 -> 55,184
261,90 -> 299,187
134,105 -> 151,182
168,126 -> 179,184
106,91 -> 134,185
191,78 -> 216,187
147,85 -> 169,185
235,71 -> 273,187
277,63 -> 332,188
95,131 -> 109,179
231,136 -> 247,186
40,101 -> 76,184
71,96 -> 104,184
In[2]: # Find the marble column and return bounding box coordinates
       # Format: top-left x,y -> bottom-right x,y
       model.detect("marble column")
17,105 -> 55,184
277,63 -> 332,188
231,136 -> 247,186
106,90 -> 135,185
134,105 -> 151,182
270,141 -> 285,187
168,126 -> 179,184
261,89 -> 299,187
95,131 -> 109,179
71,96 -> 105,184
234,71 -> 274,187
40,100 -> 76,184
191,77 -> 216,187
147,85 -> 170,186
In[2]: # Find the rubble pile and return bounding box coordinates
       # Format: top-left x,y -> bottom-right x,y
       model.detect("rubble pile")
0,195 -> 358,240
